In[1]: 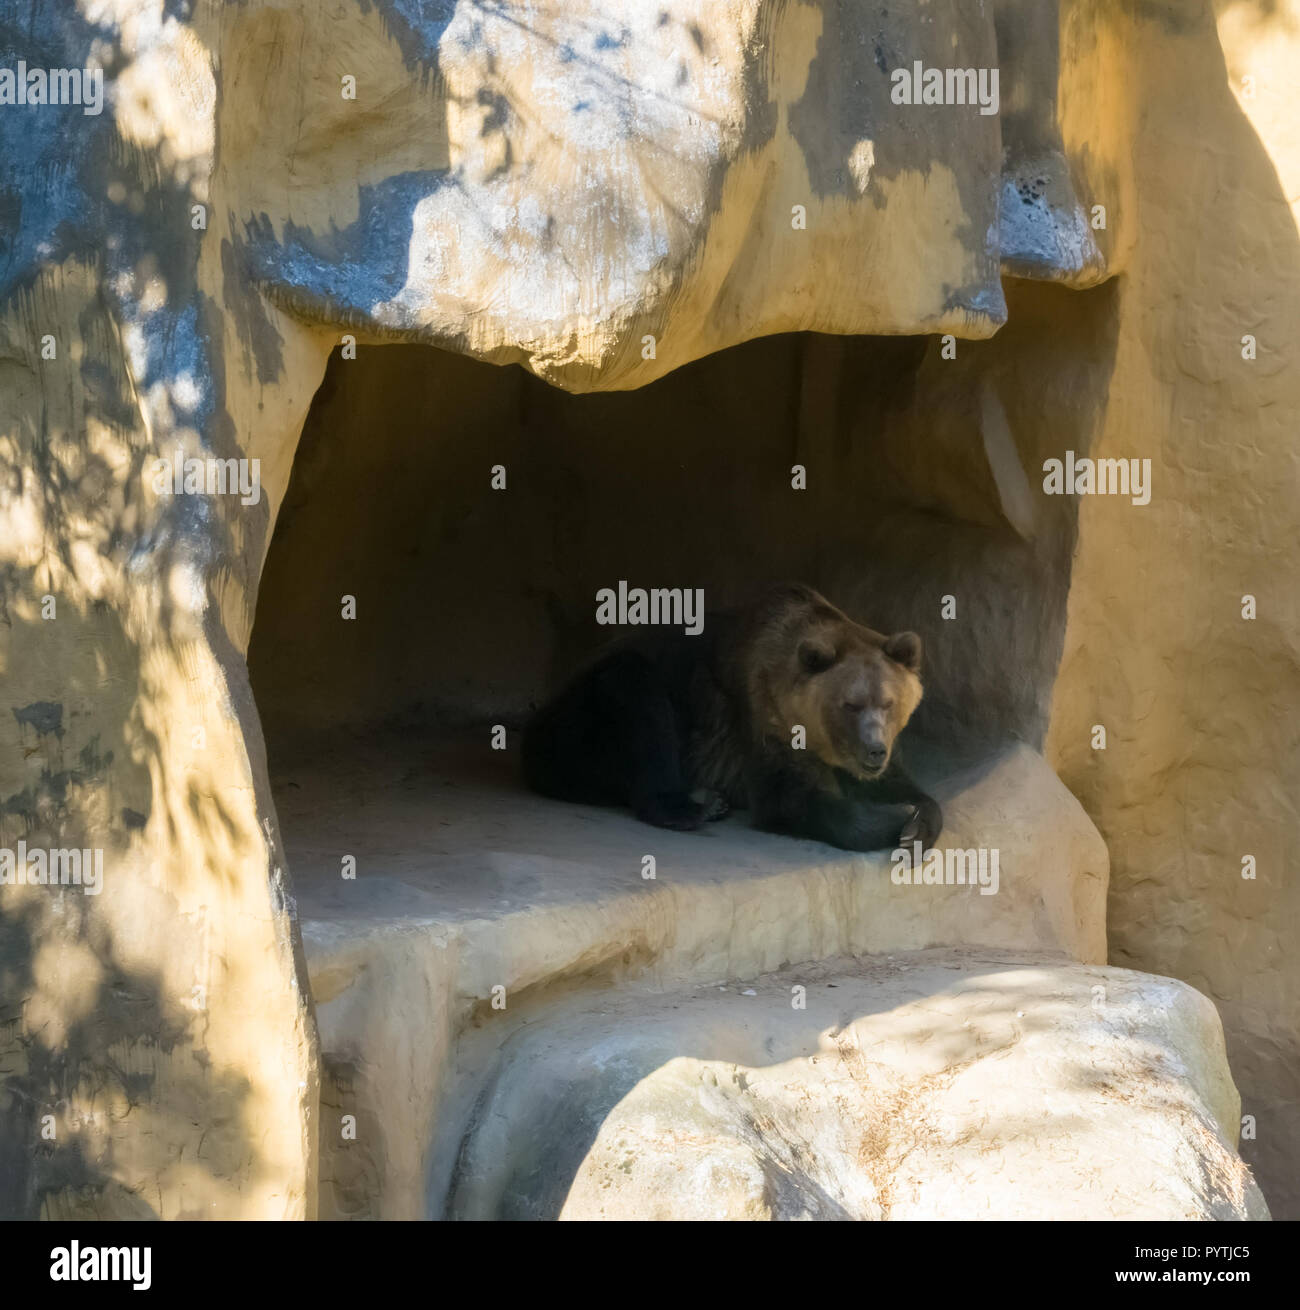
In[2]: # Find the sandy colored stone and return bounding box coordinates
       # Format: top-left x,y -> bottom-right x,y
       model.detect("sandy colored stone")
1046,1 -> 1300,1215
0,0 -> 1290,1221
442,952 -> 1268,1221
290,733 -> 1105,1218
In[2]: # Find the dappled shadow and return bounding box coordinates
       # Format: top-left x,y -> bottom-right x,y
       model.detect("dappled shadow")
0,2 -> 309,1218
437,953 -> 1261,1219
3,0 -> 1292,1224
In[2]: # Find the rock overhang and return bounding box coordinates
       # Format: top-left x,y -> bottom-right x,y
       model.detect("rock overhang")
218,0 -> 1118,391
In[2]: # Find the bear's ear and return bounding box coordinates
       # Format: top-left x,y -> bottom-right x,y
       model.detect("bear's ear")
883,631 -> 922,672
798,638 -> 837,675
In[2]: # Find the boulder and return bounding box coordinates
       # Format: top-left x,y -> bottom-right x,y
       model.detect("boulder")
443,952 -> 1269,1221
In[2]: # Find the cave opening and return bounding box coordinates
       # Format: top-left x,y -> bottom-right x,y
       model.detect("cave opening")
247,283 -> 1114,940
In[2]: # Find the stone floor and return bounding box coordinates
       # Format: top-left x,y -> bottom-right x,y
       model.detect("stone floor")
268,727 -> 1118,1217
277,727 -> 1108,970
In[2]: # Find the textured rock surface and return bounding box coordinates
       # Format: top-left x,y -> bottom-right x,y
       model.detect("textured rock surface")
226,0 -> 1017,389
289,733 -> 1105,1218
1046,1 -> 1300,1216
0,0 -> 1290,1220
442,952 -> 1267,1221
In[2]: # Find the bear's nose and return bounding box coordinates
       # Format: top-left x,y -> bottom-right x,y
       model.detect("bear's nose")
865,746 -> 887,768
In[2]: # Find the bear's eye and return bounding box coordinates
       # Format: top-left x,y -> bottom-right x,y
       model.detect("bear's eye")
842,699 -> 866,714
880,698 -> 894,712
798,642 -> 836,674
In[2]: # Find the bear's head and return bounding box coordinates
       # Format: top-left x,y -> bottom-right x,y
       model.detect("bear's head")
747,584 -> 924,780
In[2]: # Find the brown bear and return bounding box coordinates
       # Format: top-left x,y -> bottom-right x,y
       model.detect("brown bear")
522,583 -> 942,851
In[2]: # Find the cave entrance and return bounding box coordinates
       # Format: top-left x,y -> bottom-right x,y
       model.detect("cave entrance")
247,286 -> 1108,961
247,287 -> 1117,1217
243,306 -> 1095,927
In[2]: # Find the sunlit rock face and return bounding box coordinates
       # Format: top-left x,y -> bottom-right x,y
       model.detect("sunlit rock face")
226,0 -> 1024,391
441,955 -> 1268,1222
0,0 -> 1293,1222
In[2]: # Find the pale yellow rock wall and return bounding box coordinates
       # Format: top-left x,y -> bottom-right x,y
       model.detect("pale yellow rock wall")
1047,0 -> 1300,1217
0,262 -> 325,1217
3,0 -> 1291,1220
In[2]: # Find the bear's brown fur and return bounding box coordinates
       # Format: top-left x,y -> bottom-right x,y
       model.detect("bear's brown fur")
522,583 -> 942,851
